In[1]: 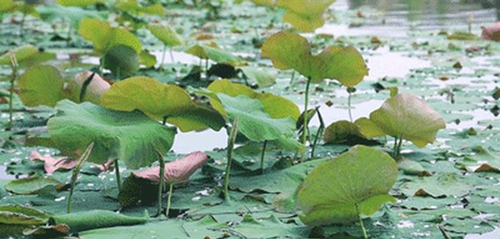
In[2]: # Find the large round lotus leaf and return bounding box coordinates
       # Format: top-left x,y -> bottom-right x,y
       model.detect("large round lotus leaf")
147,24 -> 183,47
369,93 -> 446,148
217,94 -> 296,142
102,45 -> 140,77
0,44 -> 38,65
298,145 -> 398,226
0,0 -> 15,12
207,79 -> 299,120
101,77 -> 225,132
18,65 -> 66,107
47,100 -> 176,169
261,31 -> 367,86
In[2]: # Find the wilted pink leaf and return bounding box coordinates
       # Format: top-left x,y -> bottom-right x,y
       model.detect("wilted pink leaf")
74,71 -> 111,103
133,151 -> 208,183
30,151 -> 77,175
96,159 -> 115,172
481,22 -> 500,41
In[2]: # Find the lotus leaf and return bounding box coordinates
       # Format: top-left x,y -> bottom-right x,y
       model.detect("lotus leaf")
101,76 -> 225,132
369,93 -> 446,148
18,65 -> 66,107
185,44 -> 243,66
56,0 -> 99,6
78,18 -> 142,54
147,24 -> 183,47
47,100 -> 176,169
261,31 -> 367,86
277,0 -> 336,32
101,44 -> 140,77
0,45 -> 38,65
298,145 -> 398,226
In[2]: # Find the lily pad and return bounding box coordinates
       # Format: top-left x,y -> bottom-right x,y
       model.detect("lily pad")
101,44 -> 140,77
400,173 -> 472,198
369,93 -> 446,148
5,175 -> 65,195
261,31 -> 367,86
47,100 -> 176,169
0,44 -> 38,65
185,44 -> 243,66
297,145 -> 398,226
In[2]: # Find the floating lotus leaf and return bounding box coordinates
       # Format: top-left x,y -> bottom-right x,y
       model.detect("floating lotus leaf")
369,93 -> 446,148
298,145 -> 398,226
261,31 -> 367,86
185,44 -> 243,66
47,100 -> 176,169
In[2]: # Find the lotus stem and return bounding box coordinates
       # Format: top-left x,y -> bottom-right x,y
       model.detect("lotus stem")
166,183 -> 174,218
224,118 -> 239,202
169,49 -> 175,63
114,159 -> 121,191
7,51 -> 17,130
260,140 -> 268,173
393,135 -> 404,159
157,153 -> 165,216
356,203 -> 368,239
160,44 -> 167,67
310,107 -> 324,159
79,72 -> 96,102
348,91 -> 353,122
301,76 -> 312,161
68,142 -> 94,213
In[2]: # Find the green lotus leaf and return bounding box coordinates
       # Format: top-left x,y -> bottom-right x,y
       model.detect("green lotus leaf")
78,18 -> 142,54
115,1 -> 163,15
101,77 -> 225,132
369,93 -> 446,148
18,65 -> 66,107
207,79 -> 299,120
0,0 -> 15,12
261,31 -> 367,86
298,145 -> 398,226
240,66 -> 276,88
185,44 -> 243,66
57,0 -> 99,6
139,50 -> 157,68
0,45 -> 38,65
323,120 -> 365,144
47,100 -> 176,169
5,175 -> 65,195
102,45 -> 140,77
147,24 -> 183,47
276,0 -> 336,32
52,210 -> 148,232
217,94 -> 296,142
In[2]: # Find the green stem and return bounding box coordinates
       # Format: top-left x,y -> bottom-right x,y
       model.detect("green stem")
260,140 -> 268,173
394,135 -> 403,159
67,143 -> 94,213
224,118 -> 239,202
205,58 -> 209,75
114,159 -> 121,191
310,107 -> 324,159
166,183 -> 174,217
158,154 -> 165,216
160,44 -> 167,67
7,52 -> 17,130
356,204 -> 368,239
169,49 -> 175,63
290,71 -> 296,85
348,91 -> 353,122
301,76 -> 312,161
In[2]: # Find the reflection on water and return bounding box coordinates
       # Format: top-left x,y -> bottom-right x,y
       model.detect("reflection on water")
324,0 -> 499,37
0,165 -> 15,180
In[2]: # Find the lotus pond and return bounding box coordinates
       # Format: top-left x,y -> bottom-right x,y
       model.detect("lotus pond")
1,0 -> 500,238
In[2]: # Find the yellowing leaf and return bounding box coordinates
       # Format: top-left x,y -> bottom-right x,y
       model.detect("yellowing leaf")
369,93 -> 446,148
276,0 -> 336,32
261,31 -> 367,86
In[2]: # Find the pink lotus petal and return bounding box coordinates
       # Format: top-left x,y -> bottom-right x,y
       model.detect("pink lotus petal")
133,151 -> 208,183
30,151 -> 77,175
481,22 -> 500,41
96,159 -> 115,172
